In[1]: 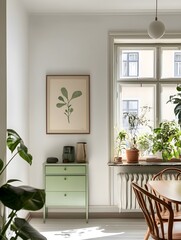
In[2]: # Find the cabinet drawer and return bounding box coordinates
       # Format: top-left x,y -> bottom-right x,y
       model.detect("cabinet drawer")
45,166 -> 86,175
46,192 -> 86,206
46,176 -> 85,191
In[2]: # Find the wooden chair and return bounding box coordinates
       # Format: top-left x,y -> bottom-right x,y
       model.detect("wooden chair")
132,182 -> 181,240
152,167 -> 181,181
152,167 -> 181,219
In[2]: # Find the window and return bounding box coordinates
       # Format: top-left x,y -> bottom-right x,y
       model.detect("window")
118,48 -> 154,79
174,52 -> 181,77
112,41 -> 181,158
122,52 -> 139,77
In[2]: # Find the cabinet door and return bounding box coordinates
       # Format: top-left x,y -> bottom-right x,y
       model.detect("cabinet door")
46,192 -> 85,206
46,176 -> 85,191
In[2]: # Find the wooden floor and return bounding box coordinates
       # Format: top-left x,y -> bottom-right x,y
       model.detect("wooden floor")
30,218 -> 149,239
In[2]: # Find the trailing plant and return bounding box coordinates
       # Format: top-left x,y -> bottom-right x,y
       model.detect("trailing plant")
167,84 -> 181,127
56,87 -> 82,123
0,129 -> 46,240
152,120 -> 181,161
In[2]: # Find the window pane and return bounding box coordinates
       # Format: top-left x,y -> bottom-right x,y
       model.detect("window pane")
116,84 -> 155,130
175,53 -> 181,61
118,48 -> 155,79
161,48 -> 181,78
160,84 -> 177,121
128,100 -> 138,110
129,53 -> 138,61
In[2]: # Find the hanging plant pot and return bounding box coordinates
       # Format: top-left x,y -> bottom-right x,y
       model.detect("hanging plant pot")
126,149 -> 139,163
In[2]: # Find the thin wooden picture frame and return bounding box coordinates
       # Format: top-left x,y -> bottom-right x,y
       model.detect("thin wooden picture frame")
46,75 -> 90,134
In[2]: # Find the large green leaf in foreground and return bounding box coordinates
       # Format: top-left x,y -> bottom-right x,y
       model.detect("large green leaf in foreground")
0,184 -> 45,211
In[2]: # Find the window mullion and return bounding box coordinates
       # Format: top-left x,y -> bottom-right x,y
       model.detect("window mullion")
156,46 -> 161,80
155,47 -> 161,126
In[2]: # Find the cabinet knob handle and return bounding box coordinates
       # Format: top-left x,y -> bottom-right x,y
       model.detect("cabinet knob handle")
64,193 -> 67,197
64,177 -> 67,180
64,168 -> 67,171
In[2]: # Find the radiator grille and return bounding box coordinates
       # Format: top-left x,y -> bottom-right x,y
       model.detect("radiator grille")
118,173 -> 177,210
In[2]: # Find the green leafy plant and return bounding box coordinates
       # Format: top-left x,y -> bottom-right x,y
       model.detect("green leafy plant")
167,84 -> 181,127
115,129 -> 127,157
0,129 -> 46,240
56,87 -> 82,123
152,120 -> 181,161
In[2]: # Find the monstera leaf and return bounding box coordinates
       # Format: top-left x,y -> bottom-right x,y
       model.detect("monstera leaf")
0,183 -> 45,211
6,129 -> 32,165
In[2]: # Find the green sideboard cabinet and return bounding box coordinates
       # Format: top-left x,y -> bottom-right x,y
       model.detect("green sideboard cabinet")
43,163 -> 89,222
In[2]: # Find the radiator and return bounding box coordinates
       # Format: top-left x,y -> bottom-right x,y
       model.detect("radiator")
118,172 -> 176,211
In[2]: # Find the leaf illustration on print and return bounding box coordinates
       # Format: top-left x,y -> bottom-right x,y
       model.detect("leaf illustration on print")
56,87 -> 82,123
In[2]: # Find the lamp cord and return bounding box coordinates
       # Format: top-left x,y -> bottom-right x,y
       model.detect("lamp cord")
155,0 -> 158,21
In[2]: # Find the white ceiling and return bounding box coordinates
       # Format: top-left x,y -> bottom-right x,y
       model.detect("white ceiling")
21,0 -> 181,14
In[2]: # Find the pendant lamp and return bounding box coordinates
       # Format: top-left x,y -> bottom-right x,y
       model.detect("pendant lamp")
148,0 -> 165,39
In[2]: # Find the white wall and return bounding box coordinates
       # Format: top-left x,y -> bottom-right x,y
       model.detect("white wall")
28,13 -> 181,212
29,15 -> 110,209
7,0 -> 29,184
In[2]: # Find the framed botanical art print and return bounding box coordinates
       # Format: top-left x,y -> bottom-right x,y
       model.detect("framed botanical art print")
46,75 -> 90,134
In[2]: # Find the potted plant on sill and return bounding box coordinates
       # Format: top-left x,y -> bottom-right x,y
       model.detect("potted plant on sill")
152,120 -> 181,161
123,106 -> 152,163
114,129 -> 127,163
0,129 -> 46,240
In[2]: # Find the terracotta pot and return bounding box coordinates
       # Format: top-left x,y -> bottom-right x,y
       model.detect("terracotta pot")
126,149 -> 139,163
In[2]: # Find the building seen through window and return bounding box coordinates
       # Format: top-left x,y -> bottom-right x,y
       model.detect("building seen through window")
122,52 -> 139,77
174,52 -> 181,77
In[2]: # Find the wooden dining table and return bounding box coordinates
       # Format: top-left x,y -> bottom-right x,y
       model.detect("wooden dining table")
148,180 -> 181,204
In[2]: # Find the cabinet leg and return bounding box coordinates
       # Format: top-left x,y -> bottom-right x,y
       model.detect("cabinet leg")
86,207 -> 89,223
43,206 -> 48,223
